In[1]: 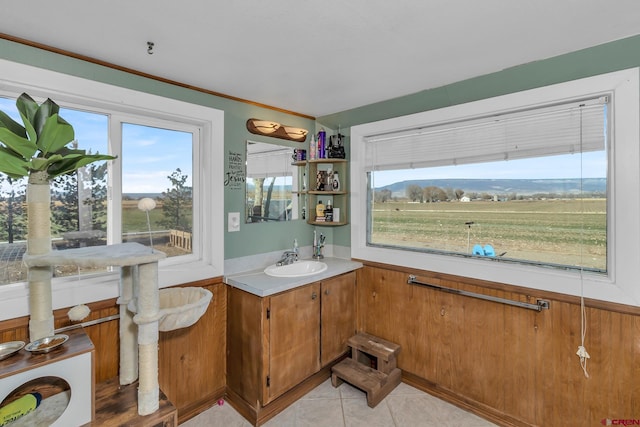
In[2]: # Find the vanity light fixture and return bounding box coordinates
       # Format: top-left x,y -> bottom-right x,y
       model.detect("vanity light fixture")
251,120 -> 280,134
247,118 -> 308,142
284,126 -> 309,139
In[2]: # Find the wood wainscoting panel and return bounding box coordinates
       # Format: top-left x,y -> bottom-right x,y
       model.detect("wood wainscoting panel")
0,299 -> 120,384
356,263 -> 640,427
158,279 -> 227,424
0,277 -> 226,425
82,301 -> 120,383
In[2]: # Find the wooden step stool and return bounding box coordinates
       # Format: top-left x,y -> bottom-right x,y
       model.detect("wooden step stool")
331,332 -> 401,408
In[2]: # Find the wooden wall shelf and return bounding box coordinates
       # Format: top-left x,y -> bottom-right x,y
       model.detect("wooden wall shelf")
293,158 -> 349,226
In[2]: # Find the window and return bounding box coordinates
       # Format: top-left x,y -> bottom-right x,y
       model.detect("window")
0,58 -> 224,320
0,105 -> 199,284
351,69 -> 640,306
366,98 -> 608,273
120,122 -> 195,257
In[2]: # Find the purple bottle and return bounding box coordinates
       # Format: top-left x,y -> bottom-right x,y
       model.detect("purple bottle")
318,129 -> 326,159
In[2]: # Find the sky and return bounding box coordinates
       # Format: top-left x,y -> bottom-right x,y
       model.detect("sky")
121,123 -> 192,194
370,151 -> 607,188
0,96 -> 193,194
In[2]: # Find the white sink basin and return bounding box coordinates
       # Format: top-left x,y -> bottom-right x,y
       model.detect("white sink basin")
264,260 -> 328,277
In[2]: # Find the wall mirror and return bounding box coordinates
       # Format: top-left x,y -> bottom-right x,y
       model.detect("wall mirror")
245,141 -> 299,223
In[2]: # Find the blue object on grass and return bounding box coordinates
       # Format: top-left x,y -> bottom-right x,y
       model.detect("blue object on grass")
483,244 -> 495,257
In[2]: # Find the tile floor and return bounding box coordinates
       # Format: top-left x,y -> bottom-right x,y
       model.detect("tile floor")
180,379 -> 498,427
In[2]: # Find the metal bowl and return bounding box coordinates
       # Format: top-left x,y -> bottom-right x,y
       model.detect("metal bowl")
0,341 -> 25,360
24,334 -> 69,354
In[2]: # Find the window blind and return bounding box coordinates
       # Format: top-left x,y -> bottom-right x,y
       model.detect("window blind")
246,142 -> 292,178
364,97 -> 608,172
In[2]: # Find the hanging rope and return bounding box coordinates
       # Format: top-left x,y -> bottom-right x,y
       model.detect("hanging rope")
576,105 -> 590,379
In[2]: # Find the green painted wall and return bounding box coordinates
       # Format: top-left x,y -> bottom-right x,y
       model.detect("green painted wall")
318,34 -> 640,248
318,34 -> 640,129
0,38 -> 316,260
2,34 -> 640,259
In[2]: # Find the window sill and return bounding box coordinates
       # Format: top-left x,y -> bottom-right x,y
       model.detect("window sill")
0,261 -> 222,321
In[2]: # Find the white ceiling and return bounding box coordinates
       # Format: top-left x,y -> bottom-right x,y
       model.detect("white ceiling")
2,1 -> 640,118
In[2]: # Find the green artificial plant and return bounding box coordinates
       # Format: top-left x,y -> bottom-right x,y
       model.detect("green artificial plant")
0,93 -> 116,340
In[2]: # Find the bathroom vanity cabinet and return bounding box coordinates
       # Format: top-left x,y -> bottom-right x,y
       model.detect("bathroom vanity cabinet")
226,271 -> 356,424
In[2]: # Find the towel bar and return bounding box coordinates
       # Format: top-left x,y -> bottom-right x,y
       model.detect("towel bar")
407,275 -> 549,312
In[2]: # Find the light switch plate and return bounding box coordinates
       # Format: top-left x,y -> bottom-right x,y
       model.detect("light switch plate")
228,212 -> 240,232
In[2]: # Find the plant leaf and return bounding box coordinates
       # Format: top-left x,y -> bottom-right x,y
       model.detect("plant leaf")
15,93 -> 38,125
0,110 -> 27,138
47,153 -> 116,178
33,98 -> 60,139
0,147 -> 30,178
55,147 -> 86,156
2,94 -> 116,180
37,114 -> 75,155
31,154 -> 64,171
0,128 -> 38,159
18,110 -> 37,145
15,94 -> 40,144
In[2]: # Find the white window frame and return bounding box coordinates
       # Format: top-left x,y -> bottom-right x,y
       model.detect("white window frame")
109,113 -> 201,266
351,68 -> 640,306
0,59 -> 224,320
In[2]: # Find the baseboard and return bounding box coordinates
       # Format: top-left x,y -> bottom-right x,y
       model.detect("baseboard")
175,386 -> 226,425
401,371 -> 533,427
224,387 -> 259,426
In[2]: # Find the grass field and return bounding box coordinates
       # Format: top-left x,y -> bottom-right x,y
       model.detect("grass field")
120,199 -> 191,233
371,198 -> 606,270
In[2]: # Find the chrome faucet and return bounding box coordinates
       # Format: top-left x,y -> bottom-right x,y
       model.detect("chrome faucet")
313,232 -> 325,260
276,250 -> 298,266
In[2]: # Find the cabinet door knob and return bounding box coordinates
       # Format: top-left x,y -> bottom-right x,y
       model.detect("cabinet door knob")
311,292 -> 317,300
324,289 -> 330,296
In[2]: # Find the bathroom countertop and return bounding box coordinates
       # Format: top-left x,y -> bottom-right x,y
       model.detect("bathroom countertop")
224,257 -> 363,297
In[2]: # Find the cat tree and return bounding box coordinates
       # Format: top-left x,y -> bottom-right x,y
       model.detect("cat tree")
23,242 -> 212,415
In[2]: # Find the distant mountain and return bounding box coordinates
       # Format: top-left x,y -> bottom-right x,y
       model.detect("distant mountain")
377,178 -> 606,197
124,193 -> 163,199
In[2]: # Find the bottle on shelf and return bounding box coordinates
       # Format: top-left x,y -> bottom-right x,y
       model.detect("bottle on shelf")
315,200 -> 325,222
332,171 -> 340,191
324,199 -> 333,222
316,171 -> 326,191
318,128 -> 326,159
310,134 -> 316,160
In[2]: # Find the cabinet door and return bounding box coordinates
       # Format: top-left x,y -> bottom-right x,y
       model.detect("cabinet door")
227,287 -> 266,407
321,271 -> 356,366
266,283 -> 321,403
